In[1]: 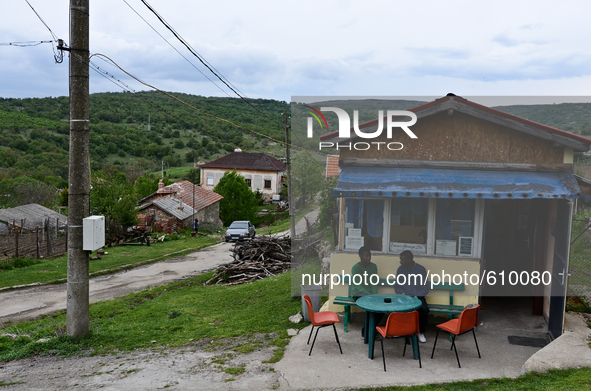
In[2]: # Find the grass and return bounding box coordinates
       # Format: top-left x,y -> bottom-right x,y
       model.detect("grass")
360,368 -> 591,390
0,270 -> 304,361
258,204 -> 318,235
223,365 -> 246,376
0,235 -> 219,289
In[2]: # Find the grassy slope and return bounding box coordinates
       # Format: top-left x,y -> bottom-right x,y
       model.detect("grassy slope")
0,270 -> 303,361
362,368 -> 591,391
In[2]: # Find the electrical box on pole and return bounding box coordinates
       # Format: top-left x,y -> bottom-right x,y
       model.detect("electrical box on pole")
83,216 -> 105,251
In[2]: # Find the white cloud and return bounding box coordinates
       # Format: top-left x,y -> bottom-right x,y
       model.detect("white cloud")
1,0 -> 591,101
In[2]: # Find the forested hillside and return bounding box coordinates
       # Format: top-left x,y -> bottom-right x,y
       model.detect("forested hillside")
1,92 -> 590,211
0,91 -> 289,186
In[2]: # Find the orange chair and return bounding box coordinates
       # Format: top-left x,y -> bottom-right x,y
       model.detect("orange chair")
430,305 -> 481,368
376,311 -> 422,372
303,294 -> 343,356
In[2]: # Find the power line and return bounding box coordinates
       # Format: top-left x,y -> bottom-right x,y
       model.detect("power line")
138,0 -> 284,128
22,0 -> 63,63
0,40 -> 54,47
121,0 -> 231,98
23,0 -> 58,40
88,53 -> 323,156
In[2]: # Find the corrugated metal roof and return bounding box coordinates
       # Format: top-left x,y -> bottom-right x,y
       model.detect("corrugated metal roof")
332,166 -> 581,199
139,198 -> 196,220
0,203 -> 67,230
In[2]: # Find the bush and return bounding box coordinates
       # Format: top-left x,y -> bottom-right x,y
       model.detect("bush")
254,189 -> 265,205
0,257 -> 42,270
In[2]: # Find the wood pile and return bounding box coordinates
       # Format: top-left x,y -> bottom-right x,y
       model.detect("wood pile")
105,228 -> 150,247
206,235 -> 291,285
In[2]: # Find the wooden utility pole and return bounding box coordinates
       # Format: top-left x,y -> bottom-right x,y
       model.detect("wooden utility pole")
285,110 -> 295,238
67,0 -> 90,337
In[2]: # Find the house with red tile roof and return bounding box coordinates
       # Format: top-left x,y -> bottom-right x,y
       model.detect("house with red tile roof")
138,180 -> 223,231
200,151 -> 286,199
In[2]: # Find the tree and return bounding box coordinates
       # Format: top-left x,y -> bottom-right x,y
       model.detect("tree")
318,175 -> 340,244
134,174 -> 158,199
0,176 -> 57,208
291,150 -> 324,207
213,170 -> 258,225
90,170 -> 138,232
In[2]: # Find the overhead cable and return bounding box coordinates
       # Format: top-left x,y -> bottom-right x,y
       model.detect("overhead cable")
138,0 -> 284,127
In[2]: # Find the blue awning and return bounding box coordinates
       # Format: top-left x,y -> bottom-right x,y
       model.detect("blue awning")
331,166 -> 581,199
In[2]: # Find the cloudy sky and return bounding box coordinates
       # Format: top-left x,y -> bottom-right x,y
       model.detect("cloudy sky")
2,0 -> 591,103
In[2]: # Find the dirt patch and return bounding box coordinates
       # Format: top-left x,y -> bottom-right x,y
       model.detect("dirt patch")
0,334 -> 286,390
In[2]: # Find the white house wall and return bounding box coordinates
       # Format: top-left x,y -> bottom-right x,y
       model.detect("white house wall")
201,168 -> 284,196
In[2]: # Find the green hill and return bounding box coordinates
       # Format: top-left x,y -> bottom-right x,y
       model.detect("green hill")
0,91 -> 289,184
1,93 -> 590,189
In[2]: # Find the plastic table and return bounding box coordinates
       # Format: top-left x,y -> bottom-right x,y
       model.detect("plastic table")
356,294 -> 422,360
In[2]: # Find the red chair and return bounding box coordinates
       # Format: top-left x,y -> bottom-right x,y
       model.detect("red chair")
376,311 -> 421,372
430,305 -> 481,368
302,294 -> 343,356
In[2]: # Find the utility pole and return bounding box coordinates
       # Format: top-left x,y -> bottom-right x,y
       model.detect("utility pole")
285,110 -> 295,238
67,0 -> 90,337
192,158 -> 196,223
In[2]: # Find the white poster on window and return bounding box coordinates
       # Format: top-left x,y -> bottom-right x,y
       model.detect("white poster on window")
436,240 -> 457,256
389,242 -> 427,254
348,228 -> 361,237
345,236 -> 364,250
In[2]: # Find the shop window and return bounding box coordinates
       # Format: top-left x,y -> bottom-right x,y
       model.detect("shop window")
389,198 -> 428,254
344,199 -> 384,252
435,199 -> 475,257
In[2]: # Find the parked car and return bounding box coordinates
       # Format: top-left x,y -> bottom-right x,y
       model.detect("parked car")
224,221 -> 256,242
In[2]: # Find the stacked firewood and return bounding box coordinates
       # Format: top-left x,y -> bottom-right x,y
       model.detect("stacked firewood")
206,235 -> 291,285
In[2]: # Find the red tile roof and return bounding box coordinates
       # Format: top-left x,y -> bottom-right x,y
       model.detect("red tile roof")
325,154 -> 340,177
200,152 -> 286,172
145,180 -> 223,212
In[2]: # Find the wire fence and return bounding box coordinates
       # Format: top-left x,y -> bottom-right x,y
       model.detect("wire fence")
0,218 -> 67,261
569,213 -> 591,311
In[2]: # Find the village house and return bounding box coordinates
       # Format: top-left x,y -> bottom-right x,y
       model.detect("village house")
321,94 -> 591,339
138,180 -> 223,232
199,151 -> 286,200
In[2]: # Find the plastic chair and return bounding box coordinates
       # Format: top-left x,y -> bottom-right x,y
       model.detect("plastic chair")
430,305 -> 481,368
375,310 -> 422,372
303,294 -> 343,356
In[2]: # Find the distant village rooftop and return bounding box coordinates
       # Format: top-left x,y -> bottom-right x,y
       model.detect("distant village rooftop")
200,152 -> 286,172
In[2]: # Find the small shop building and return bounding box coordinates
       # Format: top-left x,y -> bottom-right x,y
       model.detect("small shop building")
321,94 -> 591,339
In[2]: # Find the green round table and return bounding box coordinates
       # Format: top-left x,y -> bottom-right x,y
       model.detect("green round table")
356,294 -> 422,359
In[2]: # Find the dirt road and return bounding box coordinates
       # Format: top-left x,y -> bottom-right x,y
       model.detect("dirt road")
0,241 -> 235,324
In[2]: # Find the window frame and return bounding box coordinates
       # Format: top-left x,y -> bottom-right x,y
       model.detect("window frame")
339,197 -> 484,258
264,179 -> 272,189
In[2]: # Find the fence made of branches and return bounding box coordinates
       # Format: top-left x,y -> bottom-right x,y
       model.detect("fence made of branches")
0,218 -> 67,261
